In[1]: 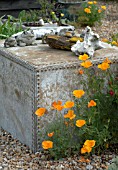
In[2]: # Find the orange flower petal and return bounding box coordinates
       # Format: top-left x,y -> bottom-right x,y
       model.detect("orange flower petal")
79,54 -> 89,61
76,120 -> 86,127
42,140 -> 53,149
48,132 -> 54,137
64,110 -> 76,120
81,60 -> 93,68
84,140 -> 96,147
64,101 -> 74,108
103,58 -> 111,64
88,100 -> 97,108
101,6 -> 106,10
35,108 -> 46,117
73,90 -> 85,98
84,8 -> 91,14
88,1 -> 93,5
98,62 -> 110,70
78,69 -> 84,74
52,100 -> 63,111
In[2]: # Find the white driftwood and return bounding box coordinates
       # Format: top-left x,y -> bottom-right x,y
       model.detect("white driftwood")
71,26 -> 117,57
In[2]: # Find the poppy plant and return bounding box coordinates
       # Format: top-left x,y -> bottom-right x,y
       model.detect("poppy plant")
88,100 -> 97,108
78,54 -> 89,61
98,62 -> 110,70
81,145 -> 92,154
98,9 -> 101,13
52,100 -> 63,111
84,140 -> 96,147
101,6 -> 106,10
81,140 -> 96,154
76,120 -> 86,127
93,1 -> 97,4
48,132 -> 54,137
81,60 -> 93,68
64,101 -> 74,108
103,58 -> 111,64
35,108 -> 46,117
42,140 -> 53,149
78,69 -> 84,74
64,110 -> 76,120
88,1 -> 93,5
84,8 -> 91,14
73,90 -> 85,98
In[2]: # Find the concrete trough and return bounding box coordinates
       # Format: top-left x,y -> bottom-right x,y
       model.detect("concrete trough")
0,40 -> 118,152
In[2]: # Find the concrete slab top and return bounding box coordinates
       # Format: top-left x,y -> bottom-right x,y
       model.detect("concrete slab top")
0,40 -> 118,67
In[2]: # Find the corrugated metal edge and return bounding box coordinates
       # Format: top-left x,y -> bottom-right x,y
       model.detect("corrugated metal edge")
35,55 -> 118,72
31,70 -> 38,153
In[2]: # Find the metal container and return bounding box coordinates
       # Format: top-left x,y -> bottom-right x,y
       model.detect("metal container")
0,41 -> 118,152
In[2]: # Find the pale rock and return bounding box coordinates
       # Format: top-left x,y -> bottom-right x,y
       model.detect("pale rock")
71,26 -> 118,57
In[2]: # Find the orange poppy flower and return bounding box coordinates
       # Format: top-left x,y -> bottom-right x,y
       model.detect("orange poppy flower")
88,100 -> 97,108
93,1 -> 97,4
84,140 -> 96,147
101,6 -> 106,10
98,9 -> 102,13
76,120 -> 86,127
103,58 -> 111,64
88,1 -> 93,5
78,54 -> 89,61
111,41 -> 118,46
64,110 -> 76,120
84,8 -> 91,14
81,146 -> 92,154
52,100 -> 63,111
48,132 -> 54,137
81,60 -> 93,68
35,108 -> 46,117
78,69 -> 84,74
64,101 -> 74,108
73,90 -> 85,98
42,140 -> 53,149
98,62 -> 110,70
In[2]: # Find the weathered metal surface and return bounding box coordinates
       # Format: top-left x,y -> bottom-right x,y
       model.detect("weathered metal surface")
0,40 -> 118,152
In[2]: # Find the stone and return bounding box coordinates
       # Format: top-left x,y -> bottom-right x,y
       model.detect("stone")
86,164 -> 93,170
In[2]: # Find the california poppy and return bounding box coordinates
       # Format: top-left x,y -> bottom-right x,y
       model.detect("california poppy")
81,60 -> 93,68
98,62 -> 110,70
42,140 -> 53,149
35,108 -> 46,117
48,132 -> 54,137
73,90 -> 85,98
64,110 -> 76,120
64,101 -> 74,108
88,100 -> 97,108
76,120 -> 86,127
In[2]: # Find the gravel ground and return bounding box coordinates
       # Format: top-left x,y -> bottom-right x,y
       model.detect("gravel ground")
0,129 -> 117,170
0,1 -> 118,170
